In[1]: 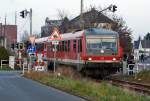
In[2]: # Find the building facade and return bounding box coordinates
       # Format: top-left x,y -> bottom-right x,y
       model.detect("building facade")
0,23 -> 17,48
41,18 -> 62,37
41,9 -> 115,37
134,36 -> 150,60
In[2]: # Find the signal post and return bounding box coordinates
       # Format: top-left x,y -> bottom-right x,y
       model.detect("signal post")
48,28 -> 61,72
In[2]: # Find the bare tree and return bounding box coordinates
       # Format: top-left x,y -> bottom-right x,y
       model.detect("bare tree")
57,9 -> 69,20
111,15 -> 133,54
57,9 -> 70,33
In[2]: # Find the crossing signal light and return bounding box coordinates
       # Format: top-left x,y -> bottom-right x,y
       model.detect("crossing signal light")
20,10 -> 25,18
11,43 -> 15,50
19,43 -> 24,50
16,43 -> 19,49
112,5 -> 117,12
20,10 -> 28,18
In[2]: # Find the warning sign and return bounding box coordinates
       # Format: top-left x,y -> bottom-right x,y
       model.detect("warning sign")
48,28 -> 61,41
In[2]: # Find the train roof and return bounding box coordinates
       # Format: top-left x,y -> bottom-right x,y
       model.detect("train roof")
35,28 -> 118,43
84,28 -> 118,35
35,37 -> 48,43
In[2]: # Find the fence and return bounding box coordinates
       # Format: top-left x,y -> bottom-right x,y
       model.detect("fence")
1,60 -> 9,69
126,63 -> 150,75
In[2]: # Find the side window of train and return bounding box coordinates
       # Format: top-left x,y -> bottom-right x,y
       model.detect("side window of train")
44,43 -> 47,49
62,41 -> 64,51
50,42 -> 52,51
56,44 -> 59,51
73,40 -> 76,52
68,40 -> 70,52
59,41 -> 62,51
47,43 -> 51,51
65,41 -> 67,51
78,39 -> 82,52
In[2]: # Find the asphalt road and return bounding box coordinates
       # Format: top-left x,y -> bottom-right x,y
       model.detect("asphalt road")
0,71 -> 86,101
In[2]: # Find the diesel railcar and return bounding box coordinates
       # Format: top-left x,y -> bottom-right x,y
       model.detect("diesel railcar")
35,28 -> 123,76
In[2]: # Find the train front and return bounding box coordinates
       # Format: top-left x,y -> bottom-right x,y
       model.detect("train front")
82,28 -> 123,74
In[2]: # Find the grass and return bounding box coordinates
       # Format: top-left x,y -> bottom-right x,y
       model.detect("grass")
24,72 -> 150,101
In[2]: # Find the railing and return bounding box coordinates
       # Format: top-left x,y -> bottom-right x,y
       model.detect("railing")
1,60 -> 9,69
126,63 -> 150,75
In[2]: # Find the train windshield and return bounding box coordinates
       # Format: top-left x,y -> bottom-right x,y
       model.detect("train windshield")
86,36 -> 118,55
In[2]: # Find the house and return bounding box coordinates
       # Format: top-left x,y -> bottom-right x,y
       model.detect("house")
0,23 -> 17,48
41,17 -> 62,37
41,8 -> 115,37
60,8 -> 115,33
134,35 -> 150,60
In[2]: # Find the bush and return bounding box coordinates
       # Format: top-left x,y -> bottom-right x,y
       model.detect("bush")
0,47 -> 10,61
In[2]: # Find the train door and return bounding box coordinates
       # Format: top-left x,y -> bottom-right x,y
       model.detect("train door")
77,39 -> 82,71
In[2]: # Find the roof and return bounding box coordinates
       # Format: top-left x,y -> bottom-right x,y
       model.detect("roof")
69,9 -> 114,27
35,37 -> 48,43
141,40 -> 150,48
134,38 -> 150,49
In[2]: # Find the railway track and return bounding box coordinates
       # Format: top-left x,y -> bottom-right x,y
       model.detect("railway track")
109,78 -> 150,95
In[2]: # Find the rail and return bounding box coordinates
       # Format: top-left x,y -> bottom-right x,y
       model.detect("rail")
110,78 -> 150,95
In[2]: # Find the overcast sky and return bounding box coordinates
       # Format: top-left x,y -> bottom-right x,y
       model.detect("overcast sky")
0,0 -> 150,41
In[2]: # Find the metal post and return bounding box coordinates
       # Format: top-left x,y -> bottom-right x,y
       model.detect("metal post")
15,11 -> 17,25
29,8 -> 32,72
4,15 -> 7,48
81,0 -> 83,15
123,61 -> 127,75
54,44 -> 56,72
19,51 -> 22,69
23,63 -> 24,75
28,55 -> 31,73
30,8 -> 32,36
80,0 -> 84,29
1,60 -> 3,69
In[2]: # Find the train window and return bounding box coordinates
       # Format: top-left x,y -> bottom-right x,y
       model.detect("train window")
56,45 -> 59,51
65,41 -> 67,51
68,40 -> 70,51
58,42 -> 61,51
73,40 -> 76,52
47,43 -> 52,51
59,41 -> 62,51
62,41 -> 64,51
86,36 -> 117,55
78,39 -> 82,52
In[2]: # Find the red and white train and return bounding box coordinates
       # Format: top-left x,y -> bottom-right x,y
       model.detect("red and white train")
35,28 -> 123,75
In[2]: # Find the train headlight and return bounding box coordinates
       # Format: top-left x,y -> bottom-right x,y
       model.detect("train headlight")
100,49 -> 104,53
112,58 -> 116,61
88,58 -> 92,61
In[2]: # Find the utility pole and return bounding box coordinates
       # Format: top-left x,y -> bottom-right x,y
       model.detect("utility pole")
30,8 -> 32,36
4,15 -> 7,48
80,0 -> 84,29
15,11 -> 17,25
